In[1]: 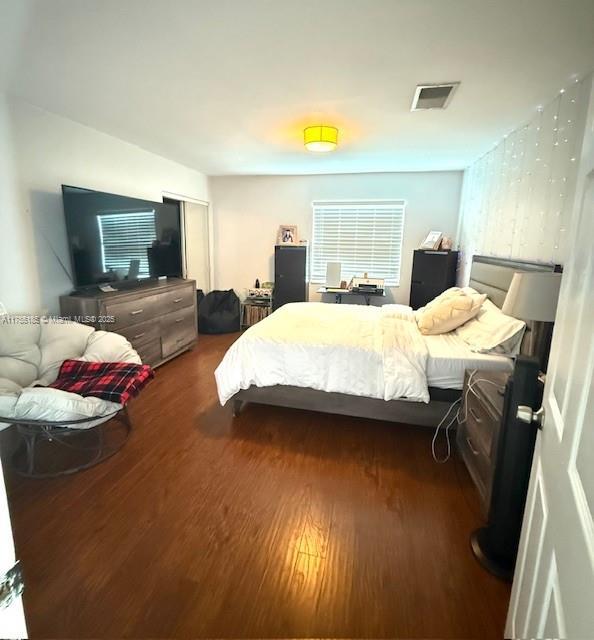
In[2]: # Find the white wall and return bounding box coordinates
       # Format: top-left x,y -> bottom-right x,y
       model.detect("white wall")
210,172 -> 462,305
0,93 -> 40,311
456,73 -> 592,284
4,98 -> 210,313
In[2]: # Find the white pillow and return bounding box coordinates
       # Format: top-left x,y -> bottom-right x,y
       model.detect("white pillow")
461,286 -> 480,296
416,287 -> 462,315
455,299 -> 526,354
416,291 -> 487,335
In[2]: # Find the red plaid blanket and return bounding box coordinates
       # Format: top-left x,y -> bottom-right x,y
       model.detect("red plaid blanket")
49,360 -> 154,405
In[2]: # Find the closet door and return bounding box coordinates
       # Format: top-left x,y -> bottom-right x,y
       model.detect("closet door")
183,201 -> 211,292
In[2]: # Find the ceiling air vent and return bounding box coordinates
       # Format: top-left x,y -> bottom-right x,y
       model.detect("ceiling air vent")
411,83 -> 460,111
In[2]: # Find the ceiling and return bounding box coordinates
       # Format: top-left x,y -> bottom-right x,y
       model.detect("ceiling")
2,0 -> 594,175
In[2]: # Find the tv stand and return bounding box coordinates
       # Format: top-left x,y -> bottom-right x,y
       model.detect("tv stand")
60,278 -> 197,368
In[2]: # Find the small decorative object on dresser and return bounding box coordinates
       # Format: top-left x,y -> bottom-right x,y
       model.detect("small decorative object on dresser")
276,224 -> 299,245
457,357 -> 541,580
419,230 -> 443,250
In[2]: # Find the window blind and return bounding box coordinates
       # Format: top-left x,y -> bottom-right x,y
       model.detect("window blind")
97,210 -> 157,277
310,200 -> 405,286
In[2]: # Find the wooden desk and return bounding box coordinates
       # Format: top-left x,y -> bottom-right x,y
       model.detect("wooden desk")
317,287 -> 386,306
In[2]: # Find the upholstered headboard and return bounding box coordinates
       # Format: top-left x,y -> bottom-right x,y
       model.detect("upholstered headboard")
468,255 -> 560,308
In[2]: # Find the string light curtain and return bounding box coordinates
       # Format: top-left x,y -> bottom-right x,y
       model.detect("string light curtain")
457,75 -> 587,284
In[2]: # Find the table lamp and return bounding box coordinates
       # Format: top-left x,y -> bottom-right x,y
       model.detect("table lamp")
502,272 -> 562,372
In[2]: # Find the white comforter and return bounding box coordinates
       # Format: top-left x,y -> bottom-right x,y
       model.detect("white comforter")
215,302 -> 430,405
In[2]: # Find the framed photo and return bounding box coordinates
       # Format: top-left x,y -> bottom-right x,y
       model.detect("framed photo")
420,230 -> 443,250
277,225 -> 298,245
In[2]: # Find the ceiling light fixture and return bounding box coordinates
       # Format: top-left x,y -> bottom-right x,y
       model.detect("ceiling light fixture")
304,125 -> 338,152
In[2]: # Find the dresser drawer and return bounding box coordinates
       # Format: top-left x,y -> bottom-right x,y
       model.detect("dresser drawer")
134,338 -> 162,367
457,371 -> 507,517
464,388 -> 499,458
163,286 -> 195,312
458,421 -> 493,514
116,318 -> 160,345
161,306 -> 196,358
104,295 -> 161,330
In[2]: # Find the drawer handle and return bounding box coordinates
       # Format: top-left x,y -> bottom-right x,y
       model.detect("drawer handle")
130,309 -> 144,316
133,332 -> 145,339
173,297 -> 183,303
466,437 -> 480,456
469,407 -> 482,423
175,318 -> 184,323
176,337 -> 185,343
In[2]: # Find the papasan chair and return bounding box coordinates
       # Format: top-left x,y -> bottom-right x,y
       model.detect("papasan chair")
0,317 -> 143,478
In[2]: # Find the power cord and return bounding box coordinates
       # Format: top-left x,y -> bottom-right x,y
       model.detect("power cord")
431,369 -> 505,463
431,397 -> 461,463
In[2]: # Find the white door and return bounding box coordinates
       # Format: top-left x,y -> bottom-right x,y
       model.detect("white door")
506,78 -> 594,638
0,459 -> 27,638
183,201 -> 211,292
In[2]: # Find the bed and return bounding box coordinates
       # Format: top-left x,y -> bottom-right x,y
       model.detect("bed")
215,255 -> 558,426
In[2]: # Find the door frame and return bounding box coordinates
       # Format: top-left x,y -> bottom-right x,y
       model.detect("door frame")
162,191 -> 213,291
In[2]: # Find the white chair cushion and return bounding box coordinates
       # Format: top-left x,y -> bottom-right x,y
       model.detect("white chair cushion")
0,377 -> 22,394
81,331 -> 141,366
13,387 -> 121,424
0,321 -> 42,388
0,318 -> 141,427
37,321 -> 95,385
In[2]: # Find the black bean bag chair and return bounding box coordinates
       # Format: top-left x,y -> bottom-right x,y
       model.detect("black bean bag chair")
198,289 -> 240,334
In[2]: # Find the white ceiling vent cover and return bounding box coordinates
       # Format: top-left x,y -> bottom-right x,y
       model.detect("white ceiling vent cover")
411,83 -> 460,111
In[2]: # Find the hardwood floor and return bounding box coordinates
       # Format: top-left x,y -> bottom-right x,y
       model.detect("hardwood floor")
2,333 -> 510,638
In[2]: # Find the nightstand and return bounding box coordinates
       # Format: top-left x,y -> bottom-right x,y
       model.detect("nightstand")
458,358 -> 542,580
241,296 -> 273,329
457,369 -> 510,517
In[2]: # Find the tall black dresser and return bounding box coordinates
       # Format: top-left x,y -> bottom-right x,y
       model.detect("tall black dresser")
409,250 -> 459,309
273,245 -> 308,311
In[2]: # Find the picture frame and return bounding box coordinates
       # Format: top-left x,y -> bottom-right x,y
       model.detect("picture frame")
420,230 -> 443,250
440,236 -> 453,250
277,225 -> 299,245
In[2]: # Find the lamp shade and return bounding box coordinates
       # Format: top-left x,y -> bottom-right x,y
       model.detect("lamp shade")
304,125 -> 338,152
502,272 -> 562,322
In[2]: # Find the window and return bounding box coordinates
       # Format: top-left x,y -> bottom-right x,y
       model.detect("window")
310,200 -> 405,286
97,210 -> 157,277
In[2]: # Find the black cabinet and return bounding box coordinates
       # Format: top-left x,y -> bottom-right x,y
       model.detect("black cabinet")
409,250 -> 459,309
273,245 -> 308,311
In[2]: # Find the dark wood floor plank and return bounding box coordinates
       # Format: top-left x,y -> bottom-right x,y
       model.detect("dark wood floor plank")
1,332 -> 510,638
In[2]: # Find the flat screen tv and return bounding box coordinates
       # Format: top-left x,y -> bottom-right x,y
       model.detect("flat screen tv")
62,185 -> 182,288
